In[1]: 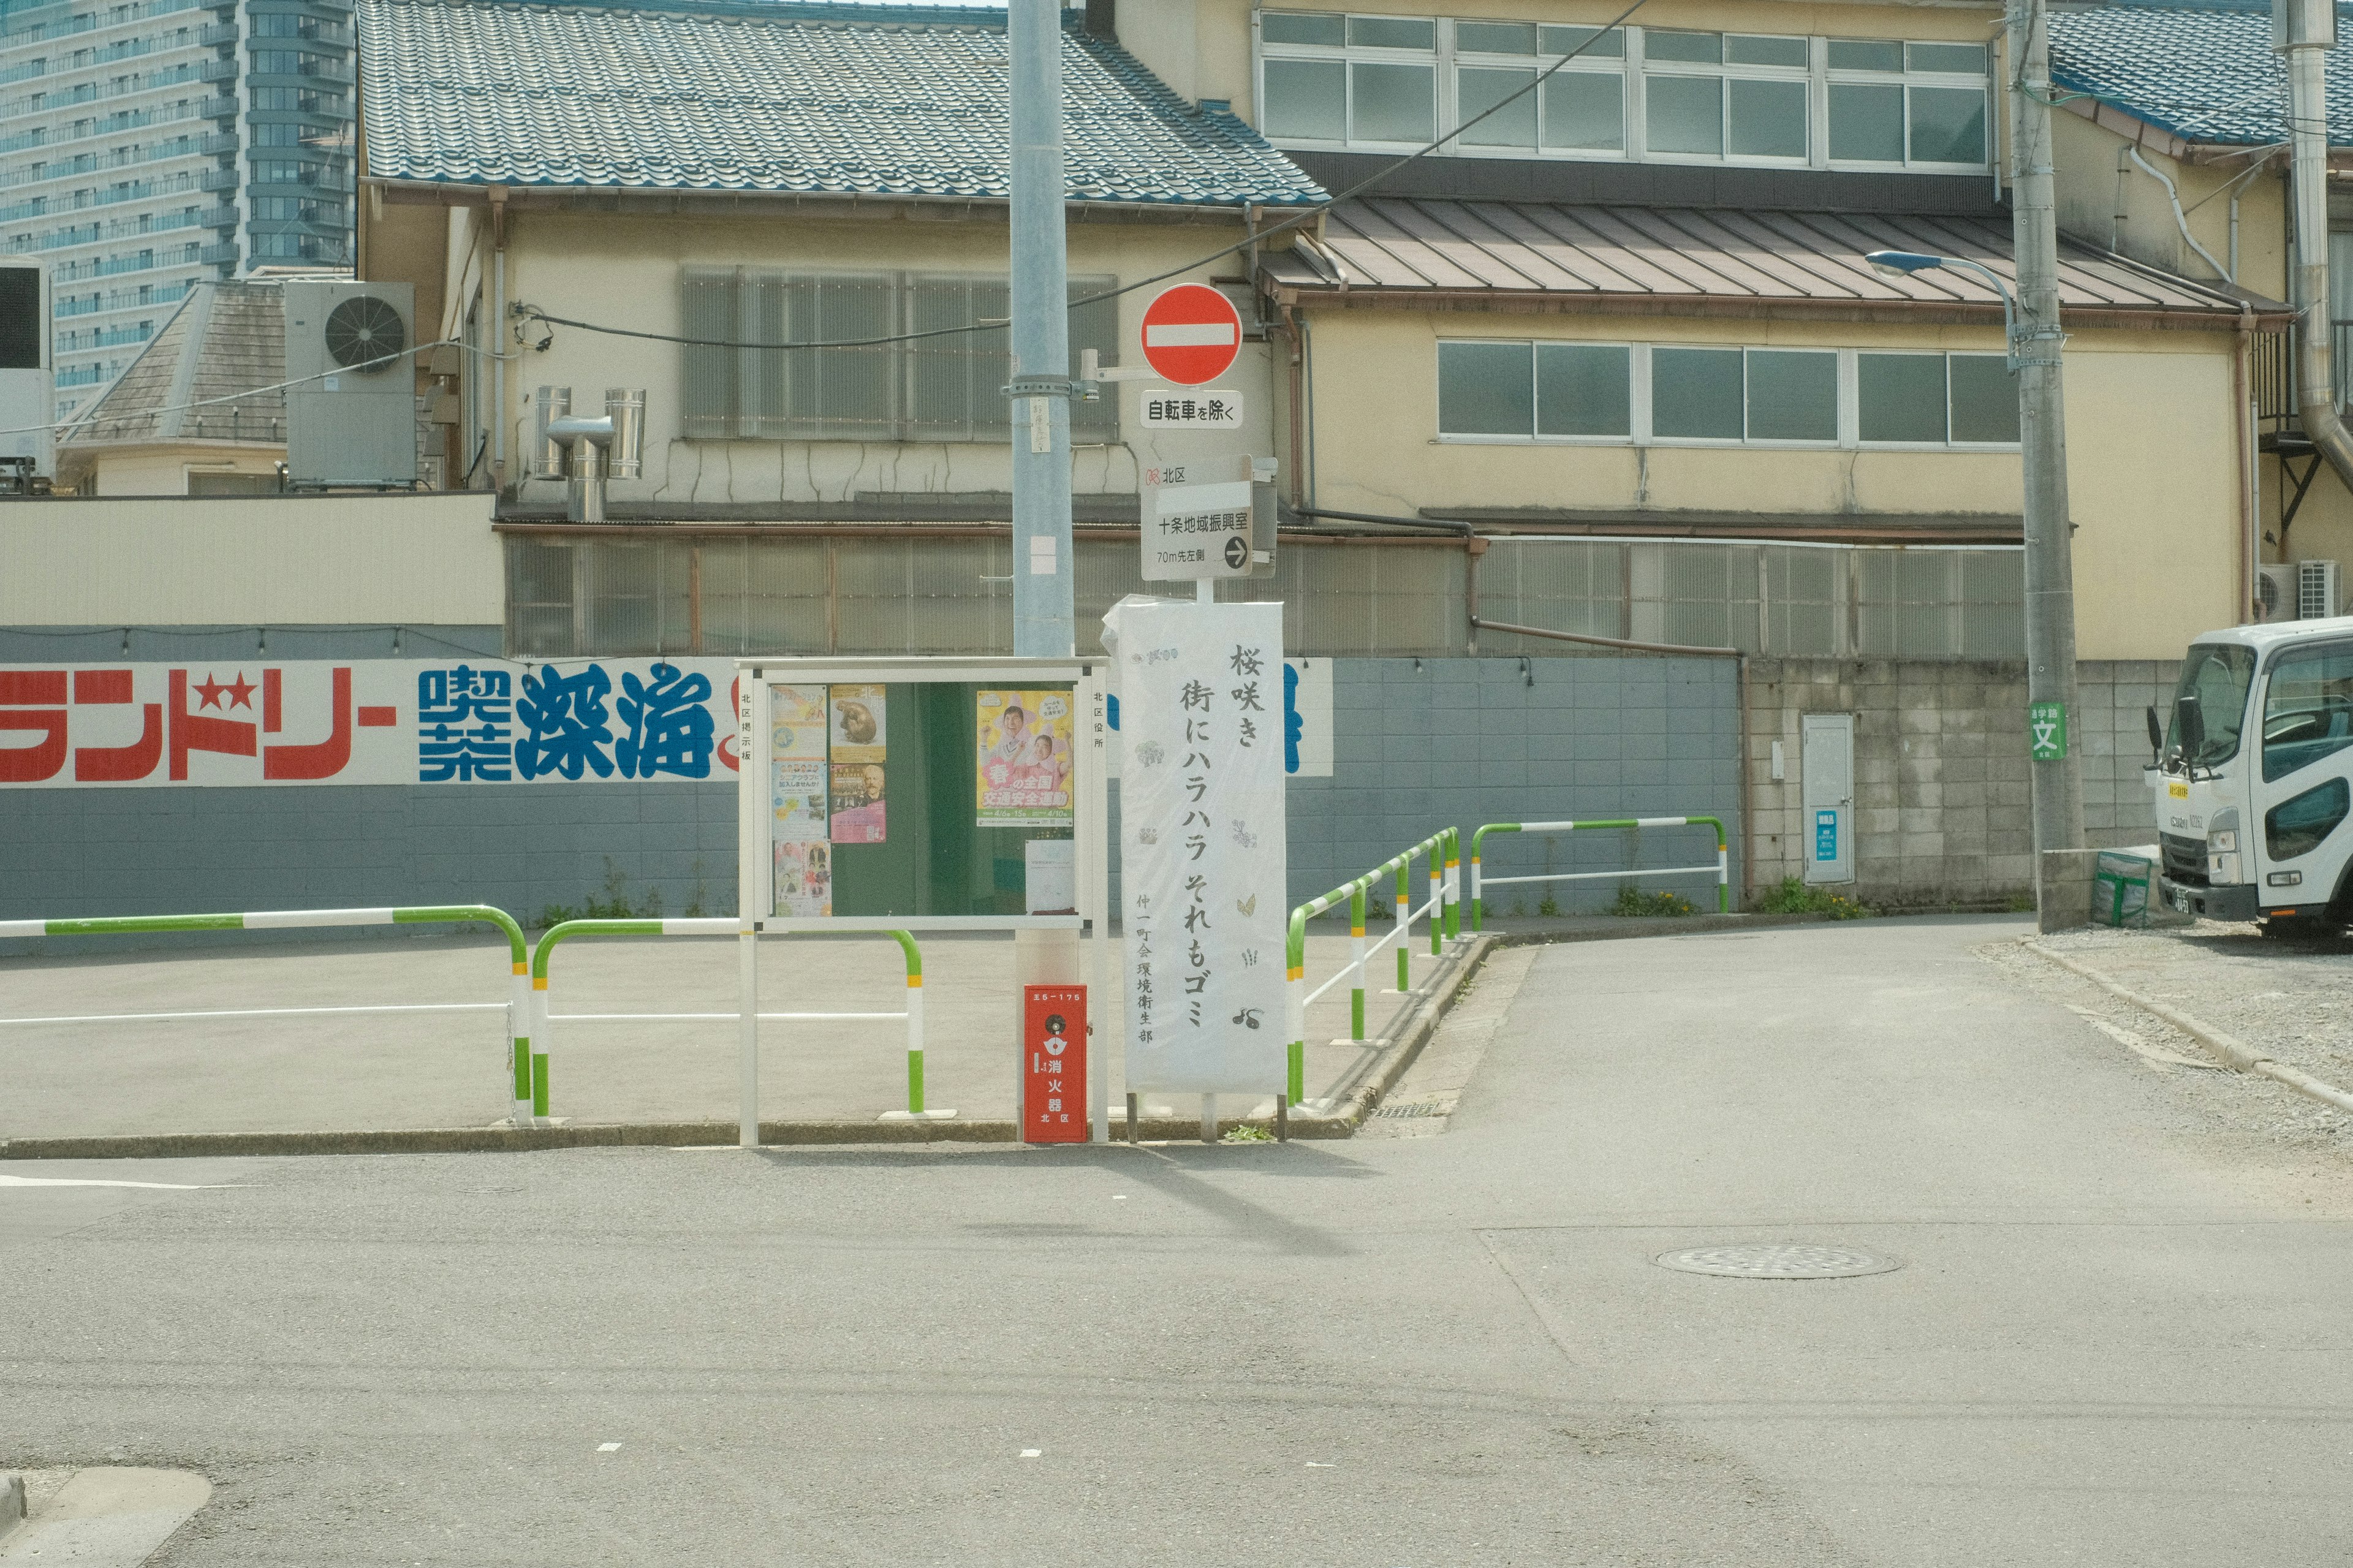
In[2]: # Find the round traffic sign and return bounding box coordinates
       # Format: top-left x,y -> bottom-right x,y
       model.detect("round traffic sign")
1139,283 -> 1242,386
1222,534 -> 1249,570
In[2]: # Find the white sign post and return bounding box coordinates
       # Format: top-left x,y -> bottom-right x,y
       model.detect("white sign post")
1102,596 -> 1287,1124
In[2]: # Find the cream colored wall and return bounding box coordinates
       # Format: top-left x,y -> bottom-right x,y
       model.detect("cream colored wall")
89,447 -> 285,497
493,207 -> 1278,509
1299,308 -> 2239,658
2049,110 -> 2287,299
1114,0 -> 1256,115
0,493 -> 501,624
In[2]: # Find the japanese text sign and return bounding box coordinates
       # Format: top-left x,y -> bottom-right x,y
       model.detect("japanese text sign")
1022,984 -> 1088,1143
1140,391 -> 1243,428
1101,597 -> 1286,1094
1142,458 -> 1254,582
2028,700 -> 2067,760
0,659 -> 739,787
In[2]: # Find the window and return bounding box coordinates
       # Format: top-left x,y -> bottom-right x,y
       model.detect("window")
1438,339 -> 1629,437
1259,14 -> 1988,169
1859,352 -> 2015,445
1439,341 -> 2012,449
2268,777 -> 2349,860
680,270 -> 1118,444
2262,643 -> 2353,781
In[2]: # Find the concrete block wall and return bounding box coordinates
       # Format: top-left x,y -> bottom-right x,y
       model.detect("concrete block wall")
1746,658 -> 2179,909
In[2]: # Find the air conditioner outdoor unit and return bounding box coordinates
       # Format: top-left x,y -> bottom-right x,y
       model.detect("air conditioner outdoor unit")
284,278 -> 417,488
2257,562 -> 2298,622
2297,558 -> 2343,619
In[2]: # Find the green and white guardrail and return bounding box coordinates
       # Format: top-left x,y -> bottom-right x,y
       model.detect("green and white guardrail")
0,904 -> 536,1121
1469,817 -> 1730,928
1283,828 -> 1462,1107
531,919 -> 930,1140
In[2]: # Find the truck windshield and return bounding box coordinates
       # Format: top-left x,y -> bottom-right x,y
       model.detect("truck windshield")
2168,644 -> 2256,767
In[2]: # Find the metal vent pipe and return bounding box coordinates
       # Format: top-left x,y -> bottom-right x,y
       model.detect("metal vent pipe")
2283,0 -> 2353,497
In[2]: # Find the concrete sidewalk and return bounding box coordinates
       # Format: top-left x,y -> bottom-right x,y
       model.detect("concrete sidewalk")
0,926 -> 1466,1143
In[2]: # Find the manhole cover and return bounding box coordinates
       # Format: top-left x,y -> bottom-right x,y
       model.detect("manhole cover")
1654,1244 -> 1902,1279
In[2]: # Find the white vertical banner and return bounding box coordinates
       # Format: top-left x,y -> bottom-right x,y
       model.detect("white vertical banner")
1102,595 -> 1287,1094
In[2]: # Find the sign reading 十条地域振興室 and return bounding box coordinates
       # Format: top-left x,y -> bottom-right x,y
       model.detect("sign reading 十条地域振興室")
1101,595 -> 1287,1097
0,659 -> 740,787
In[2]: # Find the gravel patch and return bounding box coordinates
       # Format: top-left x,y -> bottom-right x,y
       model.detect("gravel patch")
1979,933 -> 2353,1158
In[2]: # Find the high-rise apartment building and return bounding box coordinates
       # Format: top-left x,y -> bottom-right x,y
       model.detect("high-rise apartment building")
0,0 -> 353,423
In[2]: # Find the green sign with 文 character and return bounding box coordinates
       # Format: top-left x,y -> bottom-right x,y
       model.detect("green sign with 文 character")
2029,700 -> 2067,760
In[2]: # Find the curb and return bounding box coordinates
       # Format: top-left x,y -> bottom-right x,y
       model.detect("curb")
1286,934 -> 1496,1135
2026,939 -> 2353,1116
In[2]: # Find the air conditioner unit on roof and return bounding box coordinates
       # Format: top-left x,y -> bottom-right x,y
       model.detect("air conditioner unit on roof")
284,278 -> 416,489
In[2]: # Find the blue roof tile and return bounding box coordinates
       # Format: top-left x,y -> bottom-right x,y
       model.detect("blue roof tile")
357,0 -> 1328,206
2050,2 -> 2353,146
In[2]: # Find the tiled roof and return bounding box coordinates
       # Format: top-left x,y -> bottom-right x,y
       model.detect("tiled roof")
356,0 -> 1326,206
1263,199 -> 2270,320
2049,2 -> 2353,146
61,279 -> 294,448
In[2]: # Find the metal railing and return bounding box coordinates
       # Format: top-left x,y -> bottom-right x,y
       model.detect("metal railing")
0,904 -> 534,1120
530,919 -> 932,1137
1283,828 -> 1460,1107
1469,817 -> 1730,928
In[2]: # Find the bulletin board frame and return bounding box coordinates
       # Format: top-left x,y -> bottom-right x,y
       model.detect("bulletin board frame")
733,656 -> 1111,937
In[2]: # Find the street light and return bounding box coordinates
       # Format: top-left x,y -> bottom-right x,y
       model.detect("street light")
1863,249 -> 2024,372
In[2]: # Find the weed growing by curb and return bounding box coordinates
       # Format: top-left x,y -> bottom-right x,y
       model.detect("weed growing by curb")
1751,876 -> 1873,920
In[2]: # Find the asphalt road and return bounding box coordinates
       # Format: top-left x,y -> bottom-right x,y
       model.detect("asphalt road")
6,914 -> 2351,1566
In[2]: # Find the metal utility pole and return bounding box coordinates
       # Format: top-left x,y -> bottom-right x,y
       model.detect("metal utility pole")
1008,0 -> 1075,657
2007,0 -> 2084,855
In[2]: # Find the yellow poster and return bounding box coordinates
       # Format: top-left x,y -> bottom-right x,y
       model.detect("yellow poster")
976,688 -> 1074,825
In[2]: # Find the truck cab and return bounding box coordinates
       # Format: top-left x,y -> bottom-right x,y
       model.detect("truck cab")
2150,618 -> 2353,924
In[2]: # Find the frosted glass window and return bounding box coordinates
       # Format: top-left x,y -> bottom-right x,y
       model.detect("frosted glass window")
1729,77 -> 1806,157
1947,355 -> 2020,443
1261,11 -> 1342,47
1262,59 -> 1345,140
1652,347 -> 1744,439
1726,34 -> 1807,66
1908,42 -> 1988,73
1541,25 -> 1624,58
1459,66 -> 1537,148
1828,81 -> 1904,160
1537,343 -> 1631,436
1646,73 -> 1722,155
1347,15 -> 1434,50
1858,353 -> 1948,442
1439,341 -> 1534,436
1909,85 -> 1987,163
1828,39 -> 1903,71
1542,70 -> 1624,150
1352,61 -> 1435,142
1457,21 -> 1534,55
1646,30 -> 1722,63
1745,350 -> 1836,441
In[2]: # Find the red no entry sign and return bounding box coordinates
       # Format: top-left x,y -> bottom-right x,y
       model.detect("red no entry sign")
1139,283 -> 1241,386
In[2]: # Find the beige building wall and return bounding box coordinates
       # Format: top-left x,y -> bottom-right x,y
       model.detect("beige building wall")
78,445 -> 286,498
0,493 -> 501,626
434,205 -> 1276,508
1294,308 -> 2242,658
2048,109 -> 2287,301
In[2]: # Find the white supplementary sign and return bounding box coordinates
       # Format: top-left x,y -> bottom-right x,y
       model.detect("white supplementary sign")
1140,390 -> 1244,428
1102,596 -> 1287,1094
1142,460 -> 1254,581
0,659 -> 741,787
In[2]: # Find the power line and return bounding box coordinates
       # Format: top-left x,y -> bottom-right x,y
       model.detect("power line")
513,0 -> 1650,355
6,338 -> 463,442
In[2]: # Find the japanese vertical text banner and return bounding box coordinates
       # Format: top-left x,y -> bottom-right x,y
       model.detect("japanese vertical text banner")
1102,596 -> 1287,1095
0,660 -> 739,786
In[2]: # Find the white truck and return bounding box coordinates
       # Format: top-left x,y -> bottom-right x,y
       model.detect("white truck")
2148,617 -> 2353,925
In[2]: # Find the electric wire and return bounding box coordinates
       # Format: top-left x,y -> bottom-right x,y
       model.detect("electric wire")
6,337 -> 465,441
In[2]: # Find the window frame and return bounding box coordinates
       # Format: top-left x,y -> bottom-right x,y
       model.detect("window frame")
1255,12 -> 1992,172
1433,339 -> 2015,450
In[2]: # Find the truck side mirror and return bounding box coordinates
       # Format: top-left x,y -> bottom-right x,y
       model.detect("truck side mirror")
2145,704 -> 2164,762
2177,695 -> 2205,766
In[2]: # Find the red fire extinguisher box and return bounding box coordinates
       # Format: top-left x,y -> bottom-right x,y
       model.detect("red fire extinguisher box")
1022,985 -> 1087,1143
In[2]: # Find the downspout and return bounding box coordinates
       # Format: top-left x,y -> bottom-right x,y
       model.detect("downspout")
2124,145 -> 2232,282
2235,304 -> 2257,617
2283,8 -> 2353,494
1278,302 -> 1305,510
490,184 -> 509,494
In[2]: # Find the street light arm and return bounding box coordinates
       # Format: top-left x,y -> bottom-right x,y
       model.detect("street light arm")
1924,256 -> 2023,364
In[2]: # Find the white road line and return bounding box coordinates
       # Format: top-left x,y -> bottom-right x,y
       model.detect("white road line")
0,1173 -> 237,1190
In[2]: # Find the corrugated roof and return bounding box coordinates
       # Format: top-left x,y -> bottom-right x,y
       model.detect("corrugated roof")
1264,199 -> 2268,321
61,279 -> 290,448
356,0 -> 1326,207
2048,2 -> 2353,146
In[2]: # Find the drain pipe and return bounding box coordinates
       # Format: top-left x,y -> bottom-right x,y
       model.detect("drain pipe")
2123,146 -> 2232,283
2283,0 -> 2353,496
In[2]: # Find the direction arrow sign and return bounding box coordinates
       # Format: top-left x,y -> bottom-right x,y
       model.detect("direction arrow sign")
1140,284 -> 1242,386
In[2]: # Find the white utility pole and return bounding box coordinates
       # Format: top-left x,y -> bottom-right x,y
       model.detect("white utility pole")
2007,0 -> 2084,855
1009,0 -> 1075,657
